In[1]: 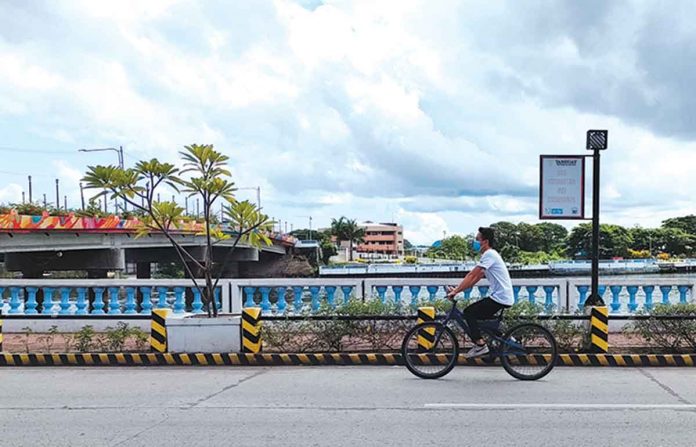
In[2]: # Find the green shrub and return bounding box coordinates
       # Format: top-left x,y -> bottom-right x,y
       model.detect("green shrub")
129,327 -> 150,351
37,325 -> 59,352
503,301 -> 543,328
74,325 -> 96,352
543,318 -> 585,352
261,320 -> 318,352
21,326 -> 33,353
103,322 -> 131,351
260,298 -> 592,353
624,304 -> 696,352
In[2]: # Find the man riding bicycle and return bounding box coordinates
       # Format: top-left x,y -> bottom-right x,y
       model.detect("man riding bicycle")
446,227 -> 514,358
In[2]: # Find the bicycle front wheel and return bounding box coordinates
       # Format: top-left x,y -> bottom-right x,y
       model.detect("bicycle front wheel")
500,323 -> 557,381
401,322 -> 459,379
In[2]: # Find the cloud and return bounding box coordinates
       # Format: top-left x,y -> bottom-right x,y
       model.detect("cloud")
0,0 -> 694,244
397,209 -> 450,246
0,184 -> 22,203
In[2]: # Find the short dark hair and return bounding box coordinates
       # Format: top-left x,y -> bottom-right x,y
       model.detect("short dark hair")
478,227 -> 495,248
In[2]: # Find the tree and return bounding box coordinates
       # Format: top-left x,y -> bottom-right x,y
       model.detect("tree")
662,215 -> 696,236
320,239 -> 338,264
517,222 -> 543,252
629,227 -> 658,255
535,222 -> 568,253
330,217 -> 365,261
630,226 -> 694,257
565,223 -> 633,259
489,221 -> 519,252
82,144 -> 273,317
290,228 -> 319,241
425,235 -> 475,260
330,217 -> 349,242
290,228 -> 337,265
654,228 -> 695,257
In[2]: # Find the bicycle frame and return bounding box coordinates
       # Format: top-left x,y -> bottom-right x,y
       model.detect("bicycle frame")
433,300 -> 527,356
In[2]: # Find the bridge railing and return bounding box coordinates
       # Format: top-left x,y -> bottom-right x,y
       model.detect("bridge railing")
0,277 -> 693,317
0,279 -> 231,316
233,278 -> 364,315
567,278 -> 694,313
361,278 -> 568,313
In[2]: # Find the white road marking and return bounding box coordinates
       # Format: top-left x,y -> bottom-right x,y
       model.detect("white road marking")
425,403 -> 696,410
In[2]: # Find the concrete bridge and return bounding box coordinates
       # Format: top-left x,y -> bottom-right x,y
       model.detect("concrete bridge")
0,213 -> 295,278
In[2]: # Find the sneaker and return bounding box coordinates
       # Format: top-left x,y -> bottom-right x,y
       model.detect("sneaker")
465,344 -> 489,358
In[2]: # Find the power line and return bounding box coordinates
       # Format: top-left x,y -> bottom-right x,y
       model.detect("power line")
0,146 -> 78,155
0,170 -> 54,178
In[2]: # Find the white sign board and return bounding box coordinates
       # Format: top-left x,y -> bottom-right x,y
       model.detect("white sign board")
539,155 -> 585,219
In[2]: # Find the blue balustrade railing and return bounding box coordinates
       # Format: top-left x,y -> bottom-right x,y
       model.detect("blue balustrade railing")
571,281 -> 694,313
0,279 -> 692,316
0,282 -> 227,316
235,281 -> 571,315
238,283 -> 358,314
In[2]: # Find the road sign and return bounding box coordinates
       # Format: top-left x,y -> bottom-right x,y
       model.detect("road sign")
539,155 -> 585,220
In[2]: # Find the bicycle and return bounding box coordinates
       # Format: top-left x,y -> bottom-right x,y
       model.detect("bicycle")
401,299 -> 558,380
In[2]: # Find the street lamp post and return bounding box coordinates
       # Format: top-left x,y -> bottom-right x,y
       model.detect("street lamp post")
79,146 -> 124,169
79,146 -> 125,213
79,182 -> 85,210
237,186 -> 261,209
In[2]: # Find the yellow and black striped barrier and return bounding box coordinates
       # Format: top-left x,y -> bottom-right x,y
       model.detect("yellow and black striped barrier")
242,307 -> 262,353
0,352 -> 694,367
416,306 -> 435,351
589,306 -> 609,353
150,309 -> 171,353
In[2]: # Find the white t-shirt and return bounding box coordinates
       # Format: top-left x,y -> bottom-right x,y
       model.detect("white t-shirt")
477,249 -> 514,306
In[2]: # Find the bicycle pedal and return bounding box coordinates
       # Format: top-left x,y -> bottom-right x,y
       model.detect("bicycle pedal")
481,354 -> 496,364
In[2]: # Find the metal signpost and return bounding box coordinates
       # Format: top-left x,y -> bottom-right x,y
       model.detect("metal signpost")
585,130 -> 608,306
540,129 -> 608,306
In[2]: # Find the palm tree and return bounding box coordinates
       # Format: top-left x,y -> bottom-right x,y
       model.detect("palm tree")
344,219 -> 365,261
331,217 -> 364,261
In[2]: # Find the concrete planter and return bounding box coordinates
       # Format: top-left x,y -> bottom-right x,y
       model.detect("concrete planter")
166,315 -> 241,353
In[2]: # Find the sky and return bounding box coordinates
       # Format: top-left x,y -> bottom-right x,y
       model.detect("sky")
0,0 -> 694,245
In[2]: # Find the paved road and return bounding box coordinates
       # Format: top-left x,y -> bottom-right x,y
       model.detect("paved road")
1,366 -> 696,446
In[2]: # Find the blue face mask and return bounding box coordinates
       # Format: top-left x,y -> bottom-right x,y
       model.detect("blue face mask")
472,240 -> 482,252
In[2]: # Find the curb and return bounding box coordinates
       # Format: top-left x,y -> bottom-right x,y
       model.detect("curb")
0,353 -> 694,367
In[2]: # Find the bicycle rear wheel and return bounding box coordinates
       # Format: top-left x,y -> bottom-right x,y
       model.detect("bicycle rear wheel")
500,323 -> 557,381
401,322 -> 459,379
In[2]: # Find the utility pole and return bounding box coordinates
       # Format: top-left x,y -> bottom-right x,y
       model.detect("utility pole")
55,179 -> 60,211
28,175 -> 33,203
